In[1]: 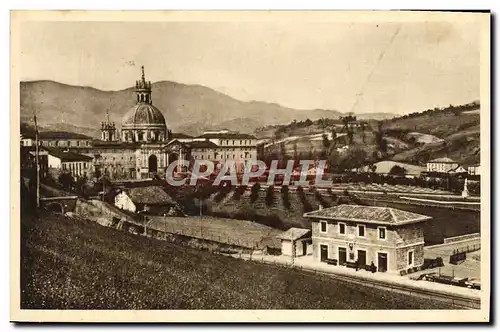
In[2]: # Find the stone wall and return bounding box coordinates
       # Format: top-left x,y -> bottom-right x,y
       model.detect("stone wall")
395,223 -> 424,246
395,244 -> 425,271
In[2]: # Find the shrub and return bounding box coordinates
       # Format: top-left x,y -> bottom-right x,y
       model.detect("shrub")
232,185 -> 247,201
281,185 -> 291,210
250,183 -> 260,203
296,186 -> 313,213
265,185 -> 275,207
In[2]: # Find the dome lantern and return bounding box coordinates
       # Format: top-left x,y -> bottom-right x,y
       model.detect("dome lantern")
121,66 -> 169,143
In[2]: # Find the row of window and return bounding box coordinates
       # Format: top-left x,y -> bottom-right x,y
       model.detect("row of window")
42,140 -> 91,147
62,162 -> 88,171
196,147 -> 255,152
193,153 -> 253,160
319,221 -> 386,240
220,140 -> 255,146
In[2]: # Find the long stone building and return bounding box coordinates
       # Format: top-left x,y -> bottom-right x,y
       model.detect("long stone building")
21,66 -> 258,180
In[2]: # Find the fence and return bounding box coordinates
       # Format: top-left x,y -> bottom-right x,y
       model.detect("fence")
363,197 -> 480,212
444,233 -> 481,244
452,243 -> 481,255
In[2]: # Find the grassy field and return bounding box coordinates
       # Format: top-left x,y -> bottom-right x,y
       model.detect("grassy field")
21,212 -> 454,310
146,215 -> 283,249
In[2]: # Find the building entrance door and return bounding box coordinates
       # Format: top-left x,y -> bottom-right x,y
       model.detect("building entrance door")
378,252 -> 388,272
148,154 -> 158,173
338,247 -> 347,265
357,250 -> 367,266
320,245 -> 328,262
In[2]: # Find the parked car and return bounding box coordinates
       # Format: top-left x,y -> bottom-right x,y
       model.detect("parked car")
465,278 -> 481,290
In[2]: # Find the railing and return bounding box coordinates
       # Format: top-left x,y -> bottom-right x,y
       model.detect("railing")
444,233 -> 481,244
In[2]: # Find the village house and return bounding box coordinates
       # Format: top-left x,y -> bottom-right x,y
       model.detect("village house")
20,146 -> 49,179
467,164 -> 481,176
426,157 -> 459,173
448,165 -> 468,175
303,205 -> 431,274
21,131 -> 94,148
113,186 -> 180,215
46,147 -> 93,179
276,227 -> 312,257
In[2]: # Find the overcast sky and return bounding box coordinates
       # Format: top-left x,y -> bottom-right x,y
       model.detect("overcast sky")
19,19 -> 480,114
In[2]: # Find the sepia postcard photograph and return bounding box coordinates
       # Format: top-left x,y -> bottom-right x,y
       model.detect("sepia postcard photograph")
9,10 -> 491,323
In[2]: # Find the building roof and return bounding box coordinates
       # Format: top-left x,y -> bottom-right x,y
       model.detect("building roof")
122,103 -> 167,129
126,186 -> 176,205
197,132 -> 257,139
303,204 -> 431,226
91,140 -> 141,149
45,147 -> 93,162
186,140 -> 220,149
276,227 -> 311,241
38,131 -> 93,140
429,157 -> 456,163
171,133 -> 193,139
448,166 -> 468,173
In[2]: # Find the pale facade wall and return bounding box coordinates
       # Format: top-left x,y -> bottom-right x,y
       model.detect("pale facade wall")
468,165 -> 481,176
281,238 -> 312,257
427,162 -> 459,173
114,192 -> 136,213
41,139 -> 92,148
311,218 -> 424,273
47,154 -> 62,169
281,240 -> 292,256
61,161 -> 92,178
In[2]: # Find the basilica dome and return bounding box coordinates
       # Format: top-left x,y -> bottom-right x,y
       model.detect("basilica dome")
122,103 -> 167,130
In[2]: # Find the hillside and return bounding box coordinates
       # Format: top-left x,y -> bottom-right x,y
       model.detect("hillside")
384,102 -> 480,165
259,102 -> 480,167
20,80 -> 395,137
20,212 -> 451,309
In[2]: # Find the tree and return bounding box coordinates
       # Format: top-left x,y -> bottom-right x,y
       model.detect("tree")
380,138 -> 388,153
330,127 -> 337,147
389,165 -> 407,177
265,185 -> 275,207
250,183 -> 260,203
360,122 -> 366,143
281,185 -> 291,209
58,172 -> 74,191
327,150 -> 341,173
322,133 -> 330,149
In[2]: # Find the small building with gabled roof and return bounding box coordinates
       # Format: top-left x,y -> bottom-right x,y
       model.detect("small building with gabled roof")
304,204 -> 432,274
276,227 -> 312,257
427,157 -> 459,173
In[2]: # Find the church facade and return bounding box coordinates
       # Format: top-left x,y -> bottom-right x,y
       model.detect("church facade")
34,66 -> 259,181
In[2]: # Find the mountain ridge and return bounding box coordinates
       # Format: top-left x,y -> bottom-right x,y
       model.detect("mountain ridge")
20,80 -> 396,137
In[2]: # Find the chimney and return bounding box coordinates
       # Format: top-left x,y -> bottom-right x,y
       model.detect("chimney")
319,204 -> 323,211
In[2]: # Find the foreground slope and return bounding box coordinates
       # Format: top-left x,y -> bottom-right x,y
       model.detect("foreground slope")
21,212 -> 453,309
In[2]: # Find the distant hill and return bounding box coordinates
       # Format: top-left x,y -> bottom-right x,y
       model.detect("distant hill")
259,101 -> 481,167
384,102 -> 480,165
20,80 -> 395,137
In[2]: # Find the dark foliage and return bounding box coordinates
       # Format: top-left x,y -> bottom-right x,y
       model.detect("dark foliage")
265,185 -> 275,207
250,183 -> 261,203
281,185 -> 291,210
296,186 -> 313,213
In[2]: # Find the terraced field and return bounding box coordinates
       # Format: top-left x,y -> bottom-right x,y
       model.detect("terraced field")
20,212 -> 454,310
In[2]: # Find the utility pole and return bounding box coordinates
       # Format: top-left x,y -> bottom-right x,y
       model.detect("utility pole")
34,115 -> 40,209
